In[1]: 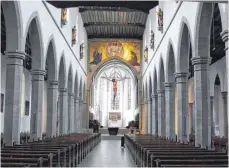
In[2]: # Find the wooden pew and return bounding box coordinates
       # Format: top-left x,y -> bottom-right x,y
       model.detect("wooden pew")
124,134 -> 228,168
1,133 -> 101,167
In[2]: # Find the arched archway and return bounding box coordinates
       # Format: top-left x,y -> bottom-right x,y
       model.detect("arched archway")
152,68 -> 158,135
74,71 -> 80,132
193,2 -> 226,147
78,77 -> 84,130
23,13 -> 45,140
147,76 -> 153,134
1,1 -> 23,52
67,64 -> 74,133
157,57 -> 166,137
176,18 -> 193,142
165,41 -> 176,139
1,1 -> 24,145
213,74 -> 228,138
90,59 -> 138,129
58,55 -> 67,135
45,37 -> 58,137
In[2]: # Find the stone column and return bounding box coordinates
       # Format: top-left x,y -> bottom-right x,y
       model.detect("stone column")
83,101 -> 89,129
30,69 -> 46,139
147,98 -> 152,134
79,100 -> 84,130
220,30 -> 228,138
144,100 -> 148,134
59,88 -> 68,134
157,90 -> 166,136
210,96 -> 215,136
3,51 -> 25,145
221,92 -> 228,137
175,72 -> 188,142
192,57 -> 211,147
74,97 -> 80,132
46,80 -> 58,137
68,92 -> 75,133
151,94 -> 158,135
164,82 -> 175,140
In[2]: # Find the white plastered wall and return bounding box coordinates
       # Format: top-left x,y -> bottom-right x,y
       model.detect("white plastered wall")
1,1 -> 88,133
141,2 -> 228,134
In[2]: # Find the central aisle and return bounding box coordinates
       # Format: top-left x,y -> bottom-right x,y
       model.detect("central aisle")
79,139 -> 136,167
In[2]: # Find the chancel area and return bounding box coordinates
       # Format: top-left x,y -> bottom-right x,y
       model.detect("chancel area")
0,0 -> 228,167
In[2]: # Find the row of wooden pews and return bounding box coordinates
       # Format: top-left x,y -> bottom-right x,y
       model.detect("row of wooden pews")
1,133 -> 101,167
189,134 -> 228,152
125,134 -> 228,167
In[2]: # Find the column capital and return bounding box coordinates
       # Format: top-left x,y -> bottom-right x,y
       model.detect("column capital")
48,80 -> 58,89
68,92 -> 75,97
221,92 -> 227,98
151,94 -> 158,98
157,90 -> 165,95
31,69 -> 46,76
75,96 -> 80,100
74,96 -> 80,103
5,50 -> 26,60
220,29 -> 228,43
49,80 -> 59,86
174,72 -> 188,79
147,98 -> 152,103
164,82 -> 174,88
191,57 -> 211,66
59,88 -> 68,93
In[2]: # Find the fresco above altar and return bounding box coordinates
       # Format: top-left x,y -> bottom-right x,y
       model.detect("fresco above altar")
89,40 -> 141,67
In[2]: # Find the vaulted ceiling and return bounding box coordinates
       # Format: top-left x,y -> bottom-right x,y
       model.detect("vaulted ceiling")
47,1 -> 159,39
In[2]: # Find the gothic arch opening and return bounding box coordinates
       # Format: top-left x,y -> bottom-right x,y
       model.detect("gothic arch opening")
90,59 -> 138,128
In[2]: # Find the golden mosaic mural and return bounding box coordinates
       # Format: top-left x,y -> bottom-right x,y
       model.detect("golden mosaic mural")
89,40 -> 141,66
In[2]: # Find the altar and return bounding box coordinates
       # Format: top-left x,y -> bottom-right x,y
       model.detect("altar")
99,127 -> 129,135
108,127 -> 119,135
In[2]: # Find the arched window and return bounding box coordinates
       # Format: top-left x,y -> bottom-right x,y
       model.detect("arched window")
24,29 -> 32,70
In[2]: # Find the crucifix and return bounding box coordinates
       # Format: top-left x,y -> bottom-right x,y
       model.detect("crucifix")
101,63 -> 130,105
101,76 -> 128,103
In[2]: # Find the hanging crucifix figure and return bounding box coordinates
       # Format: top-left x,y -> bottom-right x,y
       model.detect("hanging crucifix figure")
102,76 -> 128,103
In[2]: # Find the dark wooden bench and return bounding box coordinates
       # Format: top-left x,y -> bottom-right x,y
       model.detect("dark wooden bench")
124,134 -> 228,168
1,133 -> 101,167
156,158 -> 228,167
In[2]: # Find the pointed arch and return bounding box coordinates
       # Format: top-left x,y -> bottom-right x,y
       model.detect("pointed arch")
165,38 -> 176,82
67,63 -> 74,93
157,56 -> 165,90
23,11 -> 44,70
195,3 -> 214,59
1,1 -> 23,51
177,16 -> 193,73
148,74 -> 153,97
79,77 -> 83,101
45,35 -> 57,81
58,53 -> 67,89
74,71 -> 79,97
152,67 -> 158,94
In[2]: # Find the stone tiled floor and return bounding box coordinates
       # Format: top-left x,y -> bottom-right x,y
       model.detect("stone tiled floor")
79,140 -> 137,167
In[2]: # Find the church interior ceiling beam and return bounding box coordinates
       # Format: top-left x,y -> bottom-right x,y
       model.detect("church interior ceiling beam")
47,1 -> 159,13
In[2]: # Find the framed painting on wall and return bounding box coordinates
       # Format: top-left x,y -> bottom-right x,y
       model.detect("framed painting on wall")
25,100 -> 30,116
109,112 -> 121,121
1,93 -> 4,112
